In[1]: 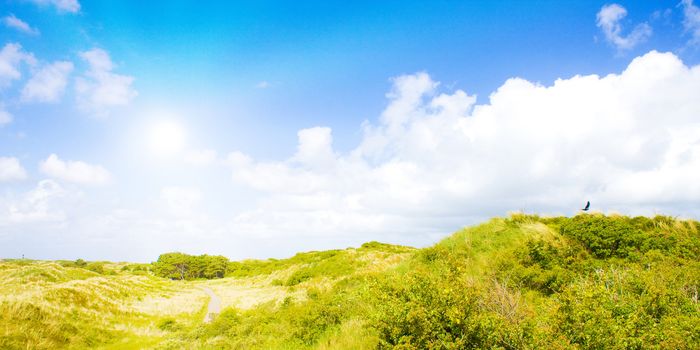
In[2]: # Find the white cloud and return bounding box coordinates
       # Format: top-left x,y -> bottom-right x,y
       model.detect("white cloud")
184,149 -> 218,166
0,43 -> 36,88
293,127 -> 336,169
2,14 -> 40,35
226,51 -> 700,238
5,51 -> 700,262
27,0 -> 80,13
75,48 -> 137,116
39,154 -> 111,185
0,180 -> 67,225
682,0 -> 700,46
597,4 -> 652,50
0,157 -> 27,181
21,61 -> 73,103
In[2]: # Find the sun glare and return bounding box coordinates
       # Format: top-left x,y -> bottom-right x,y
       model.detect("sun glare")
149,120 -> 186,156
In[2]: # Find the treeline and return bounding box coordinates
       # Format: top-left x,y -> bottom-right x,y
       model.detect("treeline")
153,252 -> 229,280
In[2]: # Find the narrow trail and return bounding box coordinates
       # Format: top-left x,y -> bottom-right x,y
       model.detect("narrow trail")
201,287 -> 222,323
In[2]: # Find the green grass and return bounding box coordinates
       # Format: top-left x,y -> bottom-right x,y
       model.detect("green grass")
2,214 -> 699,349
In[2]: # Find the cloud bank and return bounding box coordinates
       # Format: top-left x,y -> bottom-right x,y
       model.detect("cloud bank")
226,51 -> 700,238
3,51 -> 700,261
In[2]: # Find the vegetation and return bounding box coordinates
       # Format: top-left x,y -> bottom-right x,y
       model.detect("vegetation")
1,213 -> 699,349
0,260 -> 207,349
154,253 -> 229,280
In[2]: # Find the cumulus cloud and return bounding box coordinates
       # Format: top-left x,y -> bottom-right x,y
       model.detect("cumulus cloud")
2,14 -> 40,35
682,0 -> 700,46
0,157 -> 27,181
39,154 -> 111,185
21,61 -> 73,103
226,51 -> 700,238
4,51 -> 700,261
75,48 -> 137,116
27,0 -> 80,13
597,4 -> 652,50
0,43 -> 35,88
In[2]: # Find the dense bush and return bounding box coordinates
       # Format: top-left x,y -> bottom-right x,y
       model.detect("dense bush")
561,214 -> 700,259
560,214 -> 642,258
368,214 -> 700,349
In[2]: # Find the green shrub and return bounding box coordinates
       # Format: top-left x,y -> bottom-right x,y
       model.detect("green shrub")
85,262 -> 104,274
157,318 -> 181,332
286,269 -> 314,286
560,214 -> 641,258
369,268 -> 531,349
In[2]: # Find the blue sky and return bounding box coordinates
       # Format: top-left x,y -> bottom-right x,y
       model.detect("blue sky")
2,0 -> 700,261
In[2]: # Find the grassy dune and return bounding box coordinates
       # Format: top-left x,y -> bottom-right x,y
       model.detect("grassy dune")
0,261 -> 206,349
2,214 -> 699,349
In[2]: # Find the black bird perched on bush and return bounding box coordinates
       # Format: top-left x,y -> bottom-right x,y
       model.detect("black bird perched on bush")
582,201 -> 590,211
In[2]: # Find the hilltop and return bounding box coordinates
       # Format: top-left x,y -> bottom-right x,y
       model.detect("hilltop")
1,213 -> 699,349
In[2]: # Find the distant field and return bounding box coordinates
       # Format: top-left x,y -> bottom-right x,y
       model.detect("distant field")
2,214 -> 699,349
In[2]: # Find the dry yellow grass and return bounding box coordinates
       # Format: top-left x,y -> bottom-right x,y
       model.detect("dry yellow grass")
199,275 -> 304,310
129,282 -> 207,316
0,260 -> 211,349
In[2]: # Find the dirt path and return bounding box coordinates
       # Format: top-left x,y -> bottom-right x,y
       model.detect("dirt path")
201,287 -> 221,323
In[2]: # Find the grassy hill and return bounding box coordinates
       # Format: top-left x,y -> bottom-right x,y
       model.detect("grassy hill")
1,213 -> 699,349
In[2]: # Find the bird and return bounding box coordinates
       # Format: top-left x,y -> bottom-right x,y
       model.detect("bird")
582,201 -> 590,211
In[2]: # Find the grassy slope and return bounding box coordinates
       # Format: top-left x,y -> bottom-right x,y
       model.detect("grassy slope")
0,261 -> 208,349
371,214 -> 700,349
2,214 -> 699,349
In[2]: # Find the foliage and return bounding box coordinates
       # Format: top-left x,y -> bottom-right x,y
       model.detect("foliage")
368,214 -> 700,349
153,253 -> 229,280
561,214 -> 700,259
2,214 -> 699,349
226,243 -> 415,279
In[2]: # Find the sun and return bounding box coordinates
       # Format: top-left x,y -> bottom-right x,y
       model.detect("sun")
149,120 -> 186,156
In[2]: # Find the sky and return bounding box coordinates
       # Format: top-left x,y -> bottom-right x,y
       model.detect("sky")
2,0 -> 700,262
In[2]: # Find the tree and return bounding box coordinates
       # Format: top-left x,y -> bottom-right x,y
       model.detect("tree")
154,253 -> 190,280
153,252 -> 230,280
204,255 -> 228,278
